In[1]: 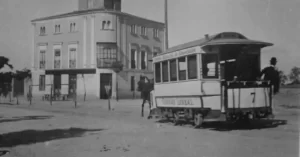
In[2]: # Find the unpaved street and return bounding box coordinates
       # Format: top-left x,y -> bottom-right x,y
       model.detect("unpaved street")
0,97 -> 299,157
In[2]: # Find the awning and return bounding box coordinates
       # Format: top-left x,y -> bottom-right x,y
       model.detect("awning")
45,68 -> 96,75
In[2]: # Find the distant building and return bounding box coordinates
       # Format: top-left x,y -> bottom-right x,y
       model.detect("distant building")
31,0 -> 165,99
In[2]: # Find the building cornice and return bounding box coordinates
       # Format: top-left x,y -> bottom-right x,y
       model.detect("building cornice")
31,9 -> 165,26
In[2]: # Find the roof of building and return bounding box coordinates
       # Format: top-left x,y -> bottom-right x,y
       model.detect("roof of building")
164,32 -> 273,54
31,8 -> 164,26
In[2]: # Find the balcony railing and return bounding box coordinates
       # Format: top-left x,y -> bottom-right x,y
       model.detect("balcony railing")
69,60 -> 76,68
97,58 -> 117,68
39,61 -> 45,69
54,60 -> 61,69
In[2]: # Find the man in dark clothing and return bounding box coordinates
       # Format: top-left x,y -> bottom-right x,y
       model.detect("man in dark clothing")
259,57 -> 280,94
139,76 -> 153,117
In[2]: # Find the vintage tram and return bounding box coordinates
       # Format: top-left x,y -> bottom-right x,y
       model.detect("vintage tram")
150,32 -> 275,128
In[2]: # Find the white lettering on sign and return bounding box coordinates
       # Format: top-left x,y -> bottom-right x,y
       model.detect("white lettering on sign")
157,97 -> 201,107
162,98 -> 176,105
153,46 -> 202,62
177,99 -> 194,106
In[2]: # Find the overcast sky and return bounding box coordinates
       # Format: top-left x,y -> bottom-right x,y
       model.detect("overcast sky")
0,0 -> 299,74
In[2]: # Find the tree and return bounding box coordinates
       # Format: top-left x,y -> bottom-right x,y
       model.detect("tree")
289,66 -> 300,84
0,56 -> 13,104
279,70 -> 288,85
0,56 -> 13,70
111,61 -> 123,101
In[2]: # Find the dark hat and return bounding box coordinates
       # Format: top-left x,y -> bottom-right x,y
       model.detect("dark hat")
270,57 -> 277,62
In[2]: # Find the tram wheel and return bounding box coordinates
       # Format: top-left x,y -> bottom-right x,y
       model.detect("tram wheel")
194,113 -> 203,128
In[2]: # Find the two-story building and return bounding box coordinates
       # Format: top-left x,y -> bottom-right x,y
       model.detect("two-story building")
31,0 -> 165,99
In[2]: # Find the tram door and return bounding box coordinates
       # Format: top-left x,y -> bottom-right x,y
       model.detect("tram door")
201,53 -> 222,114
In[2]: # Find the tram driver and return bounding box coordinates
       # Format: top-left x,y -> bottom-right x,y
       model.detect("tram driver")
258,57 -> 280,94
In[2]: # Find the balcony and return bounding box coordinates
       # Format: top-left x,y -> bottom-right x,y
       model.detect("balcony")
54,60 -> 61,69
69,60 -> 76,69
97,58 -> 117,68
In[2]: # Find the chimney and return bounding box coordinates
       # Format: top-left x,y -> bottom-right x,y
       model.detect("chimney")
205,34 -> 209,40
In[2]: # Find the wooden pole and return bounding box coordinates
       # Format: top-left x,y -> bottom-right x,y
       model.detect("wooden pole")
50,84 -> 53,106
164,0 -> 169,50
116,75 -> 119,101
74,84 -> 77,108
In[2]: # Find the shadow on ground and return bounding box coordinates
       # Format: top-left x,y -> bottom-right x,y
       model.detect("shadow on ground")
199,119 -> 287,131
0,115 -> 53,124
0,127 -> 105,148
156,119 -> 287,131
0,103 -> 14,106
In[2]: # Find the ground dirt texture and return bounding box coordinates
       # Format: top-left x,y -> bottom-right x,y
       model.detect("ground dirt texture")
0,88 -> 299,157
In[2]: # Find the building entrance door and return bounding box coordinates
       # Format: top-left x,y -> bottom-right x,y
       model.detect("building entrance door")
53,74 -> 61,96
69,74 -> 77,97
100,73 -> 112,99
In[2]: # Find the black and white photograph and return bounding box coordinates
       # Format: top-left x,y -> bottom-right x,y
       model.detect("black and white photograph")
0,0 -> 299,156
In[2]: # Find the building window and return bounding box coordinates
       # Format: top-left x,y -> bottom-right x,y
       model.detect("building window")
70,22 -> 76,32
96,43 -> 117,68
40,26 -> 46,35
69,47 -> 77,68
88,0 -> 94,9
102,20 -> 112,30
202,54 -> 219,79
130,25 -> 137,34
188,55 -> 197,79
170,59 -> 177,81
39,75 -> 45,91
141,26 -> 147,36
39,50 -> 46,69
155,63 -> 161,83
130,49 -> 137,69
140,50 -> 147,70
55,24 -> 61,33
178,57 -> 187,80
130,76 -> 135,91
162,61 -> 169,82
54,49 -> 61,69
153,28 -> 159,38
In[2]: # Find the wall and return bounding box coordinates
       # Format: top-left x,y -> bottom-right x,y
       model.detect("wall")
33,16 -> 84,70
31,11 -> 164,99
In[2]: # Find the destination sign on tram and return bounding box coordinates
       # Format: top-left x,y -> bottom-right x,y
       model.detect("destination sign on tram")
153,46 -> 202,62
158,97 -> 201,107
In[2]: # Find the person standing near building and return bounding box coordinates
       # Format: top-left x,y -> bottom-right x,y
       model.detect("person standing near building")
259,57 -> 280,94
138,76 -> 153,117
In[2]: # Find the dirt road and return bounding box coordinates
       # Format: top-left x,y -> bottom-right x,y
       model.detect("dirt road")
0,98 -> 299,157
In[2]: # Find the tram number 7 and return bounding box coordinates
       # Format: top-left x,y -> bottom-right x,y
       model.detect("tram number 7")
250,92 -> 256,103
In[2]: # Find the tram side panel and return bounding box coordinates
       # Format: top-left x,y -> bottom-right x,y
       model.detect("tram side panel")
153,81 -> 223,119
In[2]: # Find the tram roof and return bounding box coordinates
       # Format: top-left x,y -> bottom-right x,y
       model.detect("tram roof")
161,32 -> 273,56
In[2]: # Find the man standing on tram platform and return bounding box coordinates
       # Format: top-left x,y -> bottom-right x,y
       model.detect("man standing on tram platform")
258,57 -> 280,95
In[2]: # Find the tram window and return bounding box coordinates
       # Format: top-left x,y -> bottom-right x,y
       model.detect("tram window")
188,55 -> 197,79
162,61 -> 169,82
202,54 -> 219,79
155,63 -> 161,83
170,59 -> 177,81
178,57 -> 187,80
